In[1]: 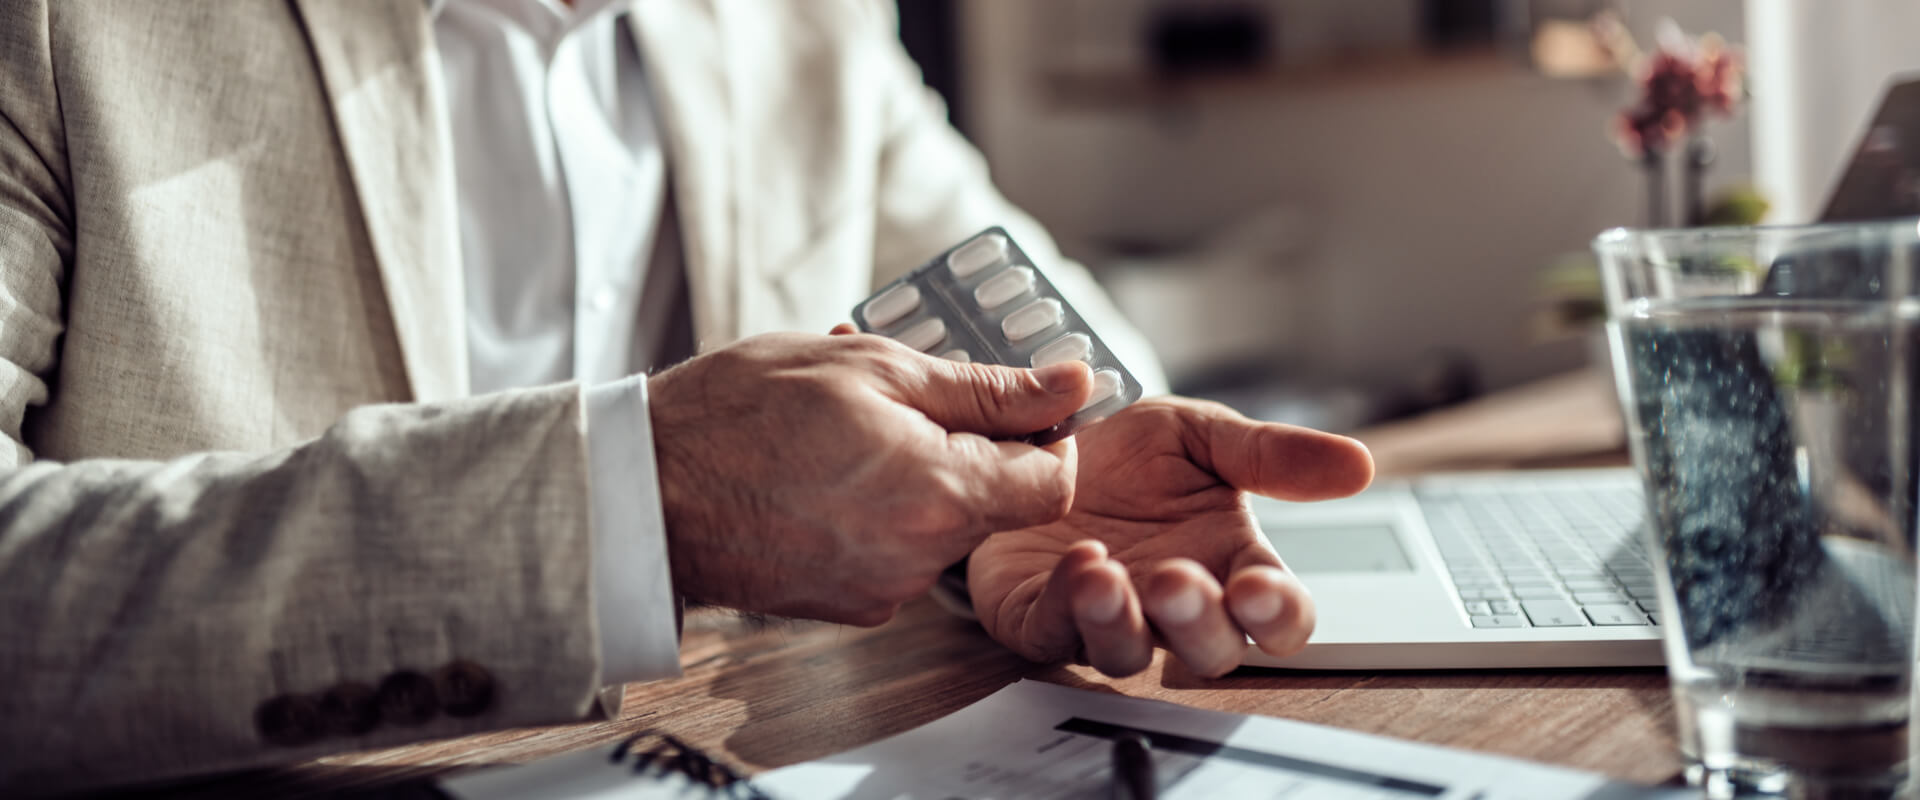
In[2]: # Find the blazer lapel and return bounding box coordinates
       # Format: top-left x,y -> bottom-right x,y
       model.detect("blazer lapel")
291,0 -> 469,401
628,0 -> 739,347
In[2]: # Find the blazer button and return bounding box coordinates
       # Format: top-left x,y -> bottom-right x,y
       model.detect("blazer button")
433,660 -> 496,717
375,670 -> 439,726
318,681 -> 381,736
255,694 -> 324,747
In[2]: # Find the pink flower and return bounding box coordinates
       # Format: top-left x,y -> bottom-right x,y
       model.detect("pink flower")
1609,22 -> 1745,158
1615,105 -> 1686,160
1695,35 -> 1744,117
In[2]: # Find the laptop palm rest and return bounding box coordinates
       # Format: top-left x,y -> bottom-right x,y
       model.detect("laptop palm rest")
1244,470 -> 1663,670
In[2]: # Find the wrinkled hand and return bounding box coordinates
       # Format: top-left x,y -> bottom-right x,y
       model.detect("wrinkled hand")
968,397 -> 1374,677
649,332 -> 1093,625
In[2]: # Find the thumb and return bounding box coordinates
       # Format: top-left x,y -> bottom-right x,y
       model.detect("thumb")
896,358 -> 1093,438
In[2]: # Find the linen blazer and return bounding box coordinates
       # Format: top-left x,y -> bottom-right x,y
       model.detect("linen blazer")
0,0 -> 1161,791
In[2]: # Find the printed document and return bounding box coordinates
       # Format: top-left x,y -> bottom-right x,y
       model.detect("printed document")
755,679 -> 1688,799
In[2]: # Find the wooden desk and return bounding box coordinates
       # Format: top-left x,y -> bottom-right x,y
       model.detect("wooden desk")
138,371 -> 1679,798
1359,369 -> 1628,478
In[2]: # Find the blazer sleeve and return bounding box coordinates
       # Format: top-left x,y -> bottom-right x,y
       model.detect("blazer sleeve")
0,10 -> 606,794
852,0 -> 1172,396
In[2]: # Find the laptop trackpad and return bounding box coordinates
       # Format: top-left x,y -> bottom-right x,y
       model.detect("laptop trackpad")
1254,492 -> 1468,644
1266,524 -> 1415,574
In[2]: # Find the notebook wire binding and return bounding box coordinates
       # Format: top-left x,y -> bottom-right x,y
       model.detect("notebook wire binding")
608,730 -> 770,799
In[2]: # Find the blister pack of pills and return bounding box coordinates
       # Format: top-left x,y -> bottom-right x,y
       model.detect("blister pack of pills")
852,227 -> 1144,445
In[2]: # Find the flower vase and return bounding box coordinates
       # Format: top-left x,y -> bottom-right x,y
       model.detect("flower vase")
1684,137 -> 1714,226
1642,151 -> 1666,228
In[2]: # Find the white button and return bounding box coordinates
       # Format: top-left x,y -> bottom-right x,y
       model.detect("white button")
939,348 -> 972,363
861,284 -> 922,329
973,266 -> 1035,310
896,318 -> 947,352
1077,368 -> 1123,412
1030,333 -> 1092,368
1000,298 -> 1063,343
947,233 -> 1009,278
590,287 -> 617,312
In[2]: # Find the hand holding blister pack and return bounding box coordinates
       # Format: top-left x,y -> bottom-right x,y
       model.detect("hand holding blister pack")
852,227 -> 1144,444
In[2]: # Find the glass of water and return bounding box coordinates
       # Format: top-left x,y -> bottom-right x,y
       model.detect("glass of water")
1595,220 -> 1920,799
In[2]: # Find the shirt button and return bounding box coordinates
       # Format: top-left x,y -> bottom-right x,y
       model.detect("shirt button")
433,660 -> 497,718
255,693 -> 324,747
375,670 -> 440,727
590,287 -> 617,312
318,681 -> 382,737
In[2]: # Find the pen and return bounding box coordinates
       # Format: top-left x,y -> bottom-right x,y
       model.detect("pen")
1110,732 -> 1156,800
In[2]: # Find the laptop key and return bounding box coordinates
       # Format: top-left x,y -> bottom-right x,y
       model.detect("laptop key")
1463,601 -> 1492,615
1584,604 -> 1649,626
1470,614 -> 1527,628
1513,586 -> 1563,599
1488,600 -> 1519,614
1573,591 -> 1627,605
1521,599 -> 1587,627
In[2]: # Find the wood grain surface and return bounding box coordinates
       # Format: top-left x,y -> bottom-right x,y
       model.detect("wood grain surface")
107,373 -> 1684,798
132,598 -> 1681,798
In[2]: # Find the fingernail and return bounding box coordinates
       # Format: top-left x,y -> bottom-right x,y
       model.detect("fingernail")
1233,591 -> 1282,624
1158,585 -> 1204,624
1033,361 -> 1087,395
1082,582 -> 1124,623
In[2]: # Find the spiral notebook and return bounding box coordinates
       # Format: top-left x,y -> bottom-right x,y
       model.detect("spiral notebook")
439,730 -> 764,799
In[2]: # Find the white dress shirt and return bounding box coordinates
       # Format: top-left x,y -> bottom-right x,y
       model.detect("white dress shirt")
433,0 -> 682,685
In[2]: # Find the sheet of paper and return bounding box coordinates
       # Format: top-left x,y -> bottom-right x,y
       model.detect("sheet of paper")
754,680 -> 1691,800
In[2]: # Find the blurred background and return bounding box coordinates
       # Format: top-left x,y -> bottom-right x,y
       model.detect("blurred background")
893,0 -> 1920,431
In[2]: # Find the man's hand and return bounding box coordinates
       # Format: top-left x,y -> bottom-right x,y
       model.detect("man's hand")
967,396 -> 1374,677
648,332 -> 1094,626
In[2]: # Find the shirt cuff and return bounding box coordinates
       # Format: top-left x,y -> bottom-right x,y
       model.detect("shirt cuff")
584,375 -> 683,685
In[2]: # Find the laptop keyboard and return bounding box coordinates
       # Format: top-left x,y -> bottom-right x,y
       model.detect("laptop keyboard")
1417,481 -> 1661,629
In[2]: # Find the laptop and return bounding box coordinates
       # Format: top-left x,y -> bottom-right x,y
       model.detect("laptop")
1247,468 -> 1659,669
1245,74 -> 1920,671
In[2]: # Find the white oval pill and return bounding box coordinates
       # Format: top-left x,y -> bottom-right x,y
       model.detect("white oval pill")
947,233 -> 1009,278
939,348 -> 971,363
1000,298 -> 1063,343
896,317 -> 947,352
1078,368 -> 1123,412
1030,333 -> 1093,368
973,266 -> 1035,310
860,284 -> 921,329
